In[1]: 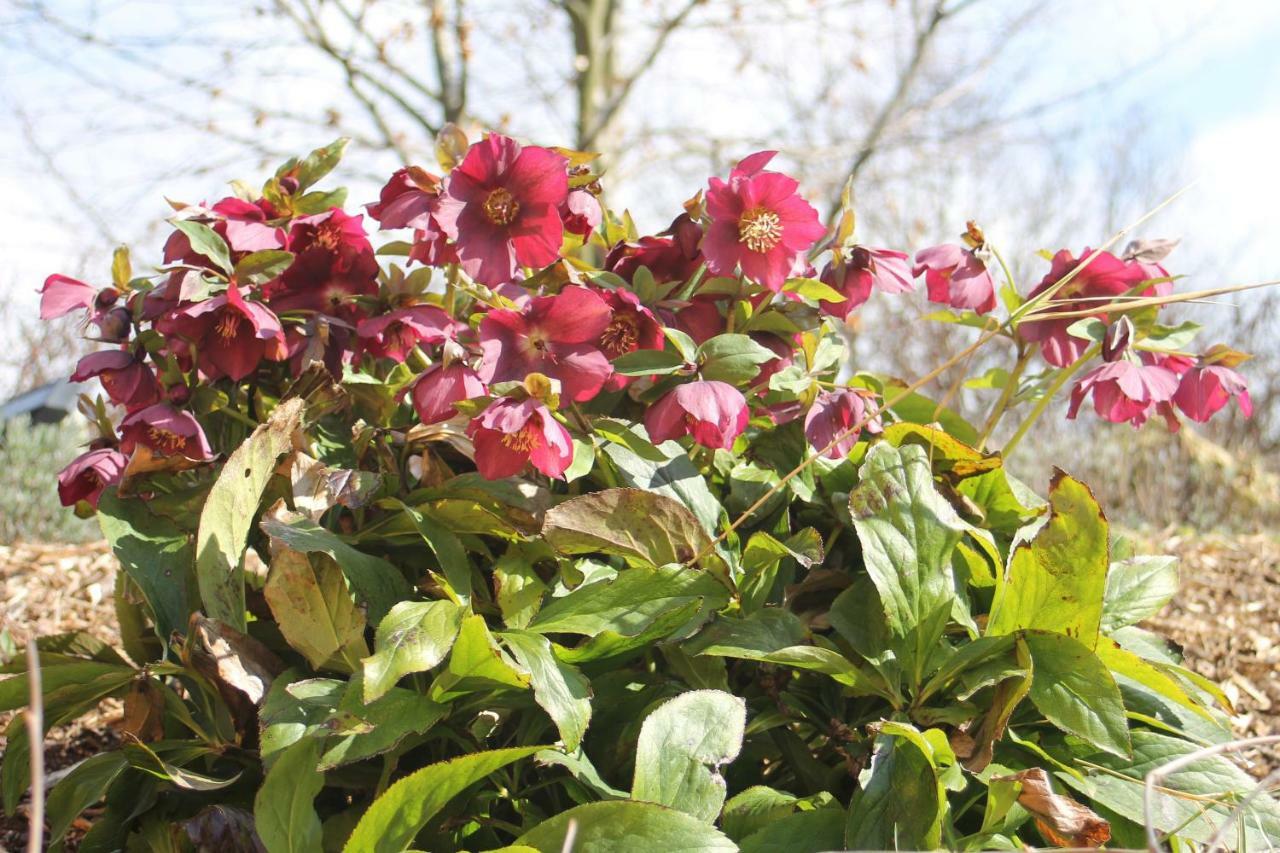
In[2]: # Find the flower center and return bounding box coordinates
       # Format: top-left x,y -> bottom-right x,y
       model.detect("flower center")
146,427 -> 188,454
385,322 -> 416,356
215,310 -> 242,342
500,424 -> 541,454
483,188 -> 520,226
738,208 -> 783,253
316,220 -> 343,251
600,315 -> 639,356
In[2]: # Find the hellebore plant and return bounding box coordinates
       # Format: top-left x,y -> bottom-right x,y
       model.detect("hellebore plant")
15,132 -> 1275,853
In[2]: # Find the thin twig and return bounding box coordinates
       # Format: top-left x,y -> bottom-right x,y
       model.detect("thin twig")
25,638 -> 44,853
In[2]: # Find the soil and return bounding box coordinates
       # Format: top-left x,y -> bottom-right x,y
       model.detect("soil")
0,535 -> 1277,848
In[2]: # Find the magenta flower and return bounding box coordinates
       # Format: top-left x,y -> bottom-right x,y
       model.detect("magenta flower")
804,389 -> 883,458
410,363 -> 487,424
1173,363 -> 1252,423
702,152 -> 825,291
561,189 -> 603,237
645,380 -> 748,449
1019,248 -> 1165,367
606,214 -> 704,285
70,350 -> 161,411
819,246 -> 914,318
467,398 -> 573,480
669,295 -> 728,345
264,209 -> 379,319
211,197 -> 286,254
119,404 -> 214,461
158,286 -> 287,381
57,448 -> 128,507
357,305 -> 457,362
366,167 -> 457,267
1067,359 -> 1180,428
478,285 -> 613,402
38,274 -> 98,321
914,244 -> 997,314
435,134 -> 569,286
596,288 -> 666,391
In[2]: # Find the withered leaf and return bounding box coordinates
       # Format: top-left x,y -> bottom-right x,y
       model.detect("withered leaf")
996,767 -> 1111,848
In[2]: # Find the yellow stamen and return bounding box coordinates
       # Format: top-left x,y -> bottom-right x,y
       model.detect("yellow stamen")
483,188 -> 520,226
739,207 -> 783,253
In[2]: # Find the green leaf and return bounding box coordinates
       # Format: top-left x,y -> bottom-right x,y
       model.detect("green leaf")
1101,555 -> 1178,631
1137,319 -> 1201,353
516,801 -> 736,852
987,470 -> 1109,648
197,398 -> 304,630
663,327 -> 699,362
97,490 -> 194,639
122,742 -> 241,791
721,786 -> 799,841
1023,630 -> 1130,757
849,443 -> 966,686
361,599 -> 464,703
320,675 -> 447,770
602,438 -> 725,537
1095,638 -> 1214,722
292,137 -> 349,192
387,499 -> 472,604
686,609 -> 807,658
501,630 -> 592,751
291,188 -> 348,215
528,564 -> 729,637
430,615 -> 530,702
254,737 -> 324,853
782,276 -> 845,303
697,333 -> 779,384
110,245 -> 132,287
260,515 -> 412,626
845,728 -> 944,850
264,548 -> 368,673
611,348 -> 687,376
343,747 -> 544,853
171,219 -> 233,273
234,250 -> 294,285
739,807 -> 844,853
45,751 -> 128,853
632,689 -> 745,822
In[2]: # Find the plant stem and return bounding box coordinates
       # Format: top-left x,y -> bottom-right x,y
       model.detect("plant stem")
976,346 -> 1033,451
1002,343 -> 1100,458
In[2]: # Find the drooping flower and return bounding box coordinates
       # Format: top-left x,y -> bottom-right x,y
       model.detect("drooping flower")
263,208 -> 379,318
1019,248 -> 1169,367
38,274 -> 98,321
1067,359 -> 1180,428
669,295 -> 728,345
645,380 -> 749,449
56,448 -> 128,507
561,189 -> 603,237
467,398 -> 573,480
702,152 -> 825,291
410,363 -> 487,424
366,167 -> 457,267
1172,362 -> 1252,423
356,305 -> 457,362
819,246 -> 914,318
606,213 -> 704,285
435,134 -> 569,285
595,288 -> 666,391
119,404 -> 214,461
158,286 -> 288,381
804,389 -> 883,458
478,285 -> 613,402
70,350 -> 161,410
914,244 -> 997,315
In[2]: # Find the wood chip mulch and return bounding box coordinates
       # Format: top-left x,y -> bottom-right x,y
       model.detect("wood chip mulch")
0,535 -> 1276,848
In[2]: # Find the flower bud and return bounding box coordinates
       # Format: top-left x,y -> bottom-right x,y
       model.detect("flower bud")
95,287 -> 120,309
95,306 -> 133,343
167,383 -> 192,406
278,175 -> 300,194
1101,316 -> 1134,363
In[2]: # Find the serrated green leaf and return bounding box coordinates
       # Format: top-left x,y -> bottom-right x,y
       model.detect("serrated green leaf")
1023,630 -> 1130,757
501,630 -> 592,751
697,333 -> 778,384
516,801 -> 736,852
361,599 -> 464,702
264,548 -> 367,673
632,689 -> 745,822
45,751 -> 128,853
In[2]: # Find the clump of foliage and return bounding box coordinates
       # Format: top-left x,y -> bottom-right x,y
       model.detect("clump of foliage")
5,133 -> 1273,851
0,416 -> 96,544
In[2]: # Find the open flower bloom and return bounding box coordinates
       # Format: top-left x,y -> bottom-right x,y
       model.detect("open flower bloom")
119,404 -> 214,461
366,167 -> 457,267
1019,248 -> 1170,367
804,388 -> 883,458
159,286 -> 288,381
596,288 -> 665,391
478,285 -> 612,402
357,305 -> 457,362
820,246 -> 914,318
264,208 -> 379,318
39,274 -> 99,321
1173,363 -> 1252,422
645,380 -> 749,449
914,244 -> 997,314
410,363 -> 487,424
1067,359 -> 1180,428
702,152 -> 825,292
561,189 -> 603,237
70,350 -> 161,410
57,448 -> 128,507
467,398 -> 573,480
435,134 -> 569,285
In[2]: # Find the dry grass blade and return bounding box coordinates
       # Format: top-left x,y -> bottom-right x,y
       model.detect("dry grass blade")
25,638 -> 44,853
1020,279 -> 1280,324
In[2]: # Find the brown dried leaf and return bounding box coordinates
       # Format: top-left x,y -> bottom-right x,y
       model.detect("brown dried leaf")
288,452 -> 382,521
120,677 -> 166,742
189,614 -> 282,706
996,767 -> 1111,848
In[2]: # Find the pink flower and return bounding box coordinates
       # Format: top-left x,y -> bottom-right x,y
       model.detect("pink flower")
1019,248 -> 1168,367
595,288 -> 666,391
70,350 -> 161,410
668,295 -> 729,345
264,209 -> 379,319
366,167 -> 457,267
57,448 -> 128,507
357,305 -> 457,362
410,363 -> 487,424
435,134 -> 569,285
561,189 -> 603,237
702,152 -> 825,291
38,274 -> 98,321
606,213 -> 704,285
804,389 -> 883,458
1067,359 -> 1180,428
158,286 -> 287,381
819,246 -> 913,318
119,404 -> 214,461
1173,363 -> 1252,423
914,244 -> 996,314
478,285 -> 613,402
467,398 -> 573,480
645,380 -> 748,449
211,197 -> 287,254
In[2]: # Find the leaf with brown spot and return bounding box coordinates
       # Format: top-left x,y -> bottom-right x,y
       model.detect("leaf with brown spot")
995,768 -> 1111,848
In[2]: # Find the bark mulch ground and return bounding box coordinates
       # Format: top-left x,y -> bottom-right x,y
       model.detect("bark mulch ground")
0,535 -> 1277,848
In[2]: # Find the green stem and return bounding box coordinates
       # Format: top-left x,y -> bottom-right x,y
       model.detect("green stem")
1002,342 -> 1100,458
976,346 -> 1033,451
